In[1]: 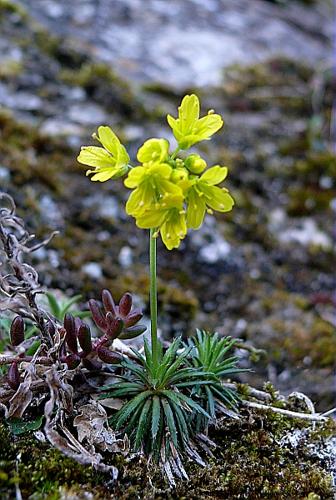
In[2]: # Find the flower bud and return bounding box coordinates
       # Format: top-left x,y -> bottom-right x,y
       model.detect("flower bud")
8,362 -> 20,390
171,167 -> 189,183
10,316 -> 25,346
97,347 -> 123,364
185,154 -> 206,174
78,323 -> 92,354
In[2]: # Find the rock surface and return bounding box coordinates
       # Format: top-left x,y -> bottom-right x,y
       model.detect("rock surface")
0,0 -> 335,411
19,0 -> 332,88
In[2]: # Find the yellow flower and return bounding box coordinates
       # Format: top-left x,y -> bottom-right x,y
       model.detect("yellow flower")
77,95 -> 234,251
167,94 -> 223,149
135,194 -> 187,250
186,166 -> 234,229
124,163 -> 183,217
137,138 -> 169,164
77,126 -> 130,182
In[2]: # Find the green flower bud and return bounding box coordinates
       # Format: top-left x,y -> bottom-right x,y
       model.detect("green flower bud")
170,167 -> 189,183
185,154 -> 207,174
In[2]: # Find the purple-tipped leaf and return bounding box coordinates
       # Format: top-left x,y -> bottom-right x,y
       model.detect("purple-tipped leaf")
89,299 -> 107,331
64,314 -> 78,353
10,316 -> 25,346
102,289 -> 117,314
124,309 -> 143,327
97,347 -> 123,364
78,323 -> 92,354
8,362 -> 20,390
119,292 -> 132,317
119,324 -> 147,340
106,313 -> 124,339
96,335 -> 113,348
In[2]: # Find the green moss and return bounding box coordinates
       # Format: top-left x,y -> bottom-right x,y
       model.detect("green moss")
1,408 -> 334,499
287,186 -> 334,216
0,0 -> 27,19
222,58 -> 312,115
249,290 -> 336,369
0,422 -> 106,499
0,59 -> 23,79
60,62 -> 146,119
293,153 -> 336,179
0,110 -> 74,192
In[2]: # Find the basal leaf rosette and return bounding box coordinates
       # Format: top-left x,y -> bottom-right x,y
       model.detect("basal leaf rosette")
77,94 -> 234,250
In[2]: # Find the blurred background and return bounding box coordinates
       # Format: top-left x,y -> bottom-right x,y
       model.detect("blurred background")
0,0 -> 334,409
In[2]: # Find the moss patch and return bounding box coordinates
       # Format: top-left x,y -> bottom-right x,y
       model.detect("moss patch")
0,408 -> 334,499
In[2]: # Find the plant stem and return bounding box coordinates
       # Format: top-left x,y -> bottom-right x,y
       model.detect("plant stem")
149,229 -> 158,367
170,147 -> 180,160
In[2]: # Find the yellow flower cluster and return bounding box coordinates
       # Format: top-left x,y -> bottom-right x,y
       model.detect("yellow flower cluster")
78,94 -> 234,250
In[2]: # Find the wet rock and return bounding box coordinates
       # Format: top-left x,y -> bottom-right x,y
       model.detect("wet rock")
20,0 -> 332,88
191,218 -> 231,264
81,262 -> 103,280
67,103 -> 108,126
39,195 -> 63,228
269,209 -> 332,250
82,194 -> 120,221
40,119 -> 84,138
0,166 -> 10,183
118,246 -> 133,268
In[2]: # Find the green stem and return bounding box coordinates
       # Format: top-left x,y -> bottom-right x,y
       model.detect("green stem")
170,147 -> 180,160
149,229 -> 158,367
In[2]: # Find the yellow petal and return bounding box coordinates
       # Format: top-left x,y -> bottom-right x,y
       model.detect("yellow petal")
200,166 -> 228,185
77,146 -> 115,168
201,185 -> 234,212
160,210 -> 187,250
124,166 -> 146,188
178,94 -> 200,133
193,114 -> 223,140
135,210 -> 166,229
97,126 -> 120,155
186,189 -> 206,229
89,170 -> 116,182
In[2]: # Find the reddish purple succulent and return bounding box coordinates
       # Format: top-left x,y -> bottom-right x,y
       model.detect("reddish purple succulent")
7,316 -> 25,389
60,289 -> 146,370
5,290 -> 147,375
89,289 -> 147,343
60,314 -> 123,369
10,315 -> 25,347
7,360 -> 21,390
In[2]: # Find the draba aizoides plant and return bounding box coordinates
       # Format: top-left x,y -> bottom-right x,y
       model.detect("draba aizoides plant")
78,94 -> 241,470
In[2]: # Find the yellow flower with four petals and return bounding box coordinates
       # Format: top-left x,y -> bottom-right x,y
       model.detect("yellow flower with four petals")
78,94 -> 234,250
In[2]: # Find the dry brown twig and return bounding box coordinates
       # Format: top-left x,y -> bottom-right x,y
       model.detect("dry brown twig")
0,192 -> 58,346
0,193 -> 123,478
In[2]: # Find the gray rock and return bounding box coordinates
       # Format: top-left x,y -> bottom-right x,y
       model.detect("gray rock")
81,262 -> 103,280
